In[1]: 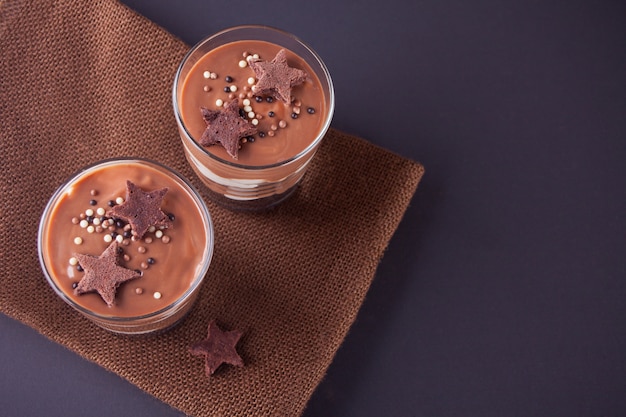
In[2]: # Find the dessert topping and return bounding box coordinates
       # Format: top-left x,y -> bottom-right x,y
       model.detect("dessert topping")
248,49 -> 308,104
199,98 -> 258,159
108,181 -> 172,239
74,241 -> 141,307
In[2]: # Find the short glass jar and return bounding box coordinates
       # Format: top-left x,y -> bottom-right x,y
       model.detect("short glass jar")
38,158 -> 214,334
173,25 -> 335,210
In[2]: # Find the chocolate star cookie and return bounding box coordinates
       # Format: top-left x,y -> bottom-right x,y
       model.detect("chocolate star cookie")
108,181 -> 171,239
74,241 -> 140,307
200,99 -> 258,159
249,48 -> 308,104
189,320 -> 244,377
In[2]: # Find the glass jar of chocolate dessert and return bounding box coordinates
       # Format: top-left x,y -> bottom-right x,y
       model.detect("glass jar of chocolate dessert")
38,158 -> 214,334
173,25 -> 334,210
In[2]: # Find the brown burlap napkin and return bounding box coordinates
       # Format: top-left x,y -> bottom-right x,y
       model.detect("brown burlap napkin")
0,0 -> 424,416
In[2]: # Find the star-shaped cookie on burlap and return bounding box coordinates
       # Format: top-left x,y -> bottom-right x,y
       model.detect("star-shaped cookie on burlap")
74,241 -> 140,307
249,48 -> 308,104
200,99 -> 258,159
189,320 -> 244,377
108,181 -> 171,239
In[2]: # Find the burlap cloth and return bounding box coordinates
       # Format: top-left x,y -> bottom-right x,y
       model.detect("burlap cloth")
0,0 -> 424,416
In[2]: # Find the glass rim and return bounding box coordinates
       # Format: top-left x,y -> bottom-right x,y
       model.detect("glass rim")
37,157 -> 214,323
172,24 -> 335,171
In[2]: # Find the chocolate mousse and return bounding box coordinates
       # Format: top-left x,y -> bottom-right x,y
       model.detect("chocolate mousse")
174,26 -> 334,210
39,159 -> 213,327
179,40 -> 327,166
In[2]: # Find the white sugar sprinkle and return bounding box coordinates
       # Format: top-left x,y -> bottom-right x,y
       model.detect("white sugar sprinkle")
216,99 -> 224,107
69,257 -> 78,266
230,85 -> 238,92
73,237 -> 83,245
87,225 -> 95,234
238,60 -> 247,68
242,98 -> 251,106
85,208 -> 94,216
115,197 -> 124,205
96,207 -> 105,216
79,219 -> 89,228
153,292 -> 162,299
104,234 -> 113,243
247,77 -> 255,85
203,70 -> 211,78
155,230 -> 164,239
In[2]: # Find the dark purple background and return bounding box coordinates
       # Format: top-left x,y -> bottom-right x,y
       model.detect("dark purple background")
2,1 -> 625,416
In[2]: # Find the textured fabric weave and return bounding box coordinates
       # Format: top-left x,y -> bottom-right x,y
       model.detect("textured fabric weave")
0,1 -> 424,416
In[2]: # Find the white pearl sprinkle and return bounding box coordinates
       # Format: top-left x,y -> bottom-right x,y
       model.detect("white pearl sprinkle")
155,230 -> 164,238
247,77 -> 255,85
116,234 -> 123,243
238,60 -> 247,68
104,234 -> 113,243
252,53 -> 259,59
115,197 -> 124,205
230,85 -> 238,92
148,226 -> 156,233
87,225 -> 95,234
215,99 -> 223,107
69,257 -> 78,266
242,98 -> 251,106
92,217 -> 101,226
243,105 -> 252,112
209,72 -> 217,79
96,207 -> 105,216
248,111 -> 255,119
153,292 -> 162,299
73,237 -> 83,245
252,118 -> 259,126
85,208 -> 94,216
79,219 -> 89,228
203,70 -> 211,78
